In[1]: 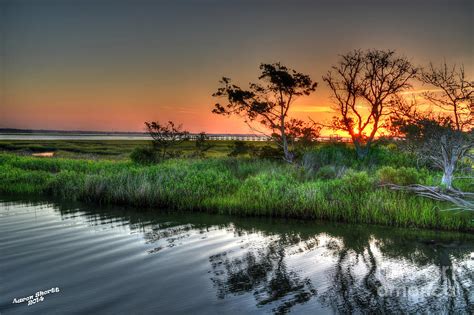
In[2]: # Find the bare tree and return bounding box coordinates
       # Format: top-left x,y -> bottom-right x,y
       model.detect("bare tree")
212,62 -> 317,163
415,121 -> 472,189
323,49 -> 417,159
389,98 -> 473,190
387,97 -> 474,211
145,121 -> 189,159
421,62 -> 473,131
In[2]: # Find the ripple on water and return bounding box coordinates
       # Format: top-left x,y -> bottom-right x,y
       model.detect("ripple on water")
0,199 -> 473,314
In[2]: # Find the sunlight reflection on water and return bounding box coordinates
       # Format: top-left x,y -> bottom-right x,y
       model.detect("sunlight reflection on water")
0,198 -> 472,314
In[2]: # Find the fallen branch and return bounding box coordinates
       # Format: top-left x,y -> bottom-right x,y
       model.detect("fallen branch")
382,184 -> 474,211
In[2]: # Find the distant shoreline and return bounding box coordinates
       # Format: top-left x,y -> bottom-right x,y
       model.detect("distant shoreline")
0,128 -> 270,139
0,128 -> 146,135
0,129 -> 350,142
0,128 -> 274,137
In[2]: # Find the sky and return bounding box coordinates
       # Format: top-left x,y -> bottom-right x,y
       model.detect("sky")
0,0 -> 472,134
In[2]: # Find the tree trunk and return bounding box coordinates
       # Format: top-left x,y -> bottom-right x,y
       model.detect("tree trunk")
280,116 -> 293,163
354,140 -> 370,160
441,163 -> 454,189
355,146 -> 368,160
281,129 -> 293,163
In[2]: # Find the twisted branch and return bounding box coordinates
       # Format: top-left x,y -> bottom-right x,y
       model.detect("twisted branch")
382,184 -> 474,211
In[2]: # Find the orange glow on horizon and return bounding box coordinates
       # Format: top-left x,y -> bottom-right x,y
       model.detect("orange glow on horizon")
0,75 -> 468,135
2,0 -> 472,134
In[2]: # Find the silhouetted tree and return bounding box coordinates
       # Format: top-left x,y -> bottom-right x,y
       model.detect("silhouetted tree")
193,132 -> 214,157
212,63 -> 317,163
284,118 -> 321,148
144,120 -> 189,159
323,49 -> 417,159
421,62 -> 473,131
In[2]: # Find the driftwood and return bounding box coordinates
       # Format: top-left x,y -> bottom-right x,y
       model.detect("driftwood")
383,184 -> 474,212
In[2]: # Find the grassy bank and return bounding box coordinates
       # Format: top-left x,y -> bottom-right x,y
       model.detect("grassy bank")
0,151 -> 472,231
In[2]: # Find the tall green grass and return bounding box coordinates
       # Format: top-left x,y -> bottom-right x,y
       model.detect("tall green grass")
0,152 -> 472,231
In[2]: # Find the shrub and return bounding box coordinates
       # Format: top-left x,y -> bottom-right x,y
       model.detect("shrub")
386,143 -> 398,151
130,147 -> 160,164
252,145 -> 282,160
340,170 -> 373,193
377,166 -> 424,186
316,165 -> 337,179
228,141 -> 254,157
301,144 -> 355,176
365,145 -> 419,168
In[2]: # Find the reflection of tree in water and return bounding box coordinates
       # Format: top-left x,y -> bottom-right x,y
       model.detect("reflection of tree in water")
143,223 -> 194,250
138,220 -> 472,314
319,234 -> 473,314
209,243 -> 316,314
45,198 -> 473,313
319,239 -> 389,313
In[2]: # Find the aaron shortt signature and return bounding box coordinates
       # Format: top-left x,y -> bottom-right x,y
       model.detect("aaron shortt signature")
12,287 -> 60,307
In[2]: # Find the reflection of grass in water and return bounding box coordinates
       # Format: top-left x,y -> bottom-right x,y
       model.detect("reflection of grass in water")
0,153 -> 472,231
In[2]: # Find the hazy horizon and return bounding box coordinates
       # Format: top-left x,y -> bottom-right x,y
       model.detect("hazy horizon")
1,0 -> 472,135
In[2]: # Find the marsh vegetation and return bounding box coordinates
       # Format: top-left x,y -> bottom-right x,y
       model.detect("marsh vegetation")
0,141 -> 472,231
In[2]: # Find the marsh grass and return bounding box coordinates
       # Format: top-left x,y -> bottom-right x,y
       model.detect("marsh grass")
0,139 -> 272,159
0,152 -> 472,231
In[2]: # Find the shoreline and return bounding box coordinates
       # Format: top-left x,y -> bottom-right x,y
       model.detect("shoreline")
2,193 -> 473,237
1,153 -> 472,232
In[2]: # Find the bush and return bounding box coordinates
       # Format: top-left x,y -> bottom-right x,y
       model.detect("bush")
301,144 -> 355,176
316,165 -> 337,179
365,145 -> 419,168
130,147 -> 160,164
340,170 -> 373,193
228,141 -> 254,157
377,166 -> 424,186
252,145 -> 282,160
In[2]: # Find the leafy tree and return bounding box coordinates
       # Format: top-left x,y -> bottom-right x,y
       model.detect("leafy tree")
323,49 -> 417,159
285,118 -> 321,150
144,121 -> 189,159
421,61 -> 473,131
212,62 -> 317,163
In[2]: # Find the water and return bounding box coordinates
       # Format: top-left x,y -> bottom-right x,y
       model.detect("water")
0,134 -> 152,141
0,133 -> 345,142
0,197 -> 473,314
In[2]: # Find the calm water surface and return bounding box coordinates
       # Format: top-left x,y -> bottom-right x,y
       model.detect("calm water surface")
0,197 -> 473,314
